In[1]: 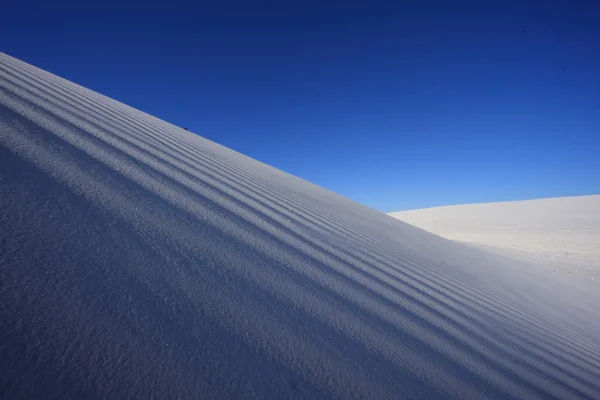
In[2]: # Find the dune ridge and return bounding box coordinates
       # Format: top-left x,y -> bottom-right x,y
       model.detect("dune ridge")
1,53 -> 600,399
390,196 -> 600,283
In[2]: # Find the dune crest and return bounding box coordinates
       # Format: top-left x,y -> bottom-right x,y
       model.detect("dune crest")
391,196 -> 600,283
1,53 -> 600,399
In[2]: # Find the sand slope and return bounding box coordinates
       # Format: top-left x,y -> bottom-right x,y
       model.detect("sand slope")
1,53 -> 600,399
390,196 -> 600,283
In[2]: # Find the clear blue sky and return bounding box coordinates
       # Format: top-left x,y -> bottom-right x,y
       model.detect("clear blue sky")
2,1 -> 599,211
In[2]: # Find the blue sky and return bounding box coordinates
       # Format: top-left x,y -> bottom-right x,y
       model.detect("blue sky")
2,1 -> 599,211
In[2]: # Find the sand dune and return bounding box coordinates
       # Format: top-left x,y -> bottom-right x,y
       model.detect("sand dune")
390,196 -> 600,284
1,53 -> 600,399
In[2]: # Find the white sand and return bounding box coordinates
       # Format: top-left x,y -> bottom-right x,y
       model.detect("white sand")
1,53 -> 600,399
390,196 -> 600,283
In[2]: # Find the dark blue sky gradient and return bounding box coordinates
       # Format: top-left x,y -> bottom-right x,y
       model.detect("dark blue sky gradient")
2,1 -> 599,211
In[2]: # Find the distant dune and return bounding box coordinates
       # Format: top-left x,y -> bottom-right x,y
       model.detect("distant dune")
390,196 -> 600,283
2,53 -> 600,399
